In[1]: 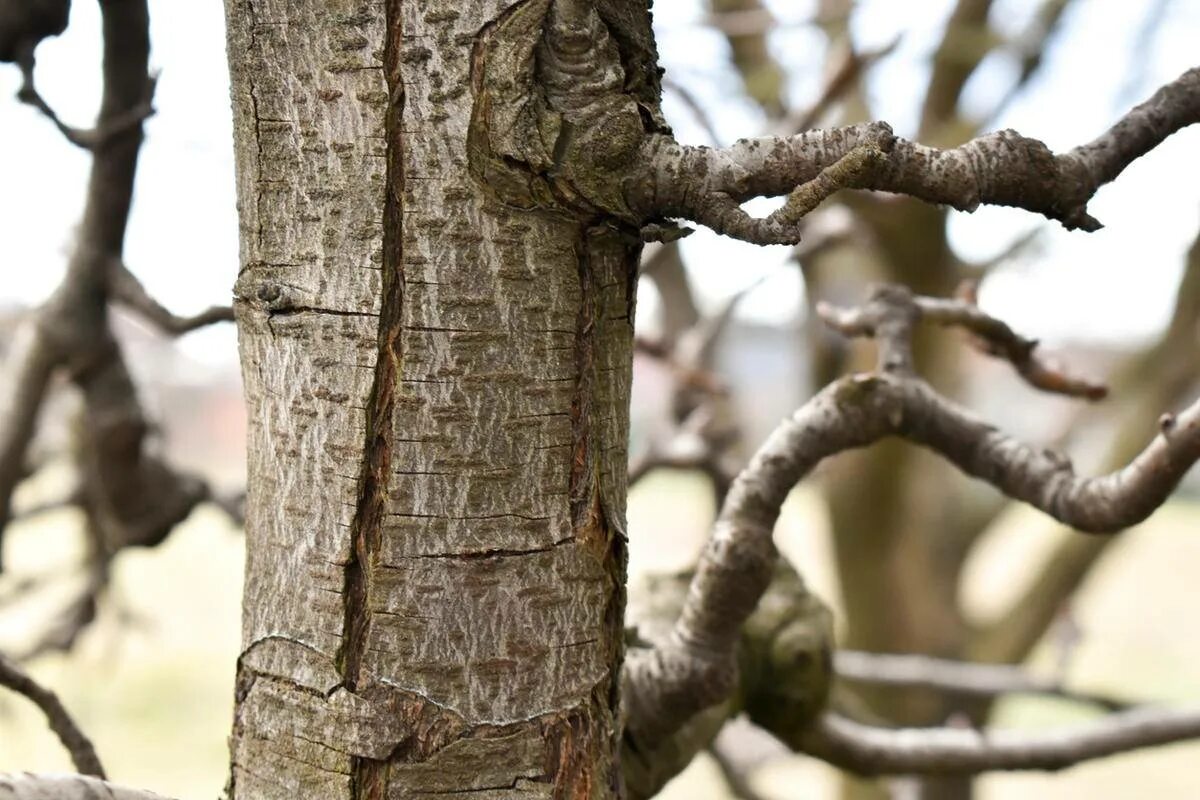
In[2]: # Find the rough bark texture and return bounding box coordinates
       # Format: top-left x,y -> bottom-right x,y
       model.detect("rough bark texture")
223,0 -> 650,796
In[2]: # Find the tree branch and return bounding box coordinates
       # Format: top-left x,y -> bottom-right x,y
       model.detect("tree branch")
631,66 -> 1200,243
0,654 -> 105,778
919,0 -> 996,139
987,0 -> 1076,125
970,223 -> 1200,663
778,36 -> 899,134
109,260 -> 234,336
818,286 -> 1109,400
798,706 -> 1200,775
0,325 -> 57,568
16,67 -> 156,151
623,283 -> 1200,745
0,774 -> 171,799
834,650 -> 1131,712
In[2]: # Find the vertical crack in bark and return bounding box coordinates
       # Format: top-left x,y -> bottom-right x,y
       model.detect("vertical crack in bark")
565,229 -> 628,794
344,1 -> 404,797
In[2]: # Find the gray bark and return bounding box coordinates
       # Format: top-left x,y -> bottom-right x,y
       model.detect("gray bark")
223,0 -> 649,796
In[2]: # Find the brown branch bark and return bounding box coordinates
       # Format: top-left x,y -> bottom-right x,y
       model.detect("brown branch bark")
919,0 -> 997,139
0,654 -> 105,777
0,327 -> 56,566
818,288 -> 1109,400
109,261 -> 234,336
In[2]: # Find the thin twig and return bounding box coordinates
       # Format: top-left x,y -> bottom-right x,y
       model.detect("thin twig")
0,653 -> 105,777
817,284 -> 1108,400
834,650 -> 1131,712
800,706 -> 1200,775
662,76 -> 722,146
109,260 -> 234,336
780,36 -> 900,134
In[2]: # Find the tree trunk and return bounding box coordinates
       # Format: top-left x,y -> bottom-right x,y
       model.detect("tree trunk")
222,1 -> 646,795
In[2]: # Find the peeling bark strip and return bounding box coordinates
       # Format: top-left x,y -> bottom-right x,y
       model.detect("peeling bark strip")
226,0 -> 647,796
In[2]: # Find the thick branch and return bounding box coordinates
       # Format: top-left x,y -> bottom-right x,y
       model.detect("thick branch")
624,287 -> 1200,745
0,655 -> 105,777
0,325 -> 56,565
0,774 -> 171,799
631,66 -> 1200,242
919,0 -> 996,138
799,707 -> 1200,775
972,226 -> 1200,663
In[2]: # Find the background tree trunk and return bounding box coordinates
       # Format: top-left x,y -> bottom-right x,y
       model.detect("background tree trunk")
223,1 -> 644,795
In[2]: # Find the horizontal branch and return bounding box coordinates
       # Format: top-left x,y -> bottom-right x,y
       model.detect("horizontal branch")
0,655 -> 105,777
834,650 -> 1129,711
818,286 -> 1109,399
629,66 -> 1200,243
799,706 -> 1200,775
0,774 -> 171,799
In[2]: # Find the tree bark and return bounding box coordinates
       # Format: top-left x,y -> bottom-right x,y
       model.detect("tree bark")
223,1 -> 649,795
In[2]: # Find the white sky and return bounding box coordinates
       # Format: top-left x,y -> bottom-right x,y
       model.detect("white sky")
0,0 -> 1197,365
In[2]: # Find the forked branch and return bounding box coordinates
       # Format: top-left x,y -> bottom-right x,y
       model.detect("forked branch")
109,260 -> 234,336
623,283 -> 1200,768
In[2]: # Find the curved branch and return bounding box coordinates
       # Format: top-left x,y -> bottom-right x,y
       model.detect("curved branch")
818,286 -> 1109,400
631,66 -> 1200,243
623,285 -> 1200,745
799,707 -> 1200,775
109,261 -> 234,336
0,655 -> 105,778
